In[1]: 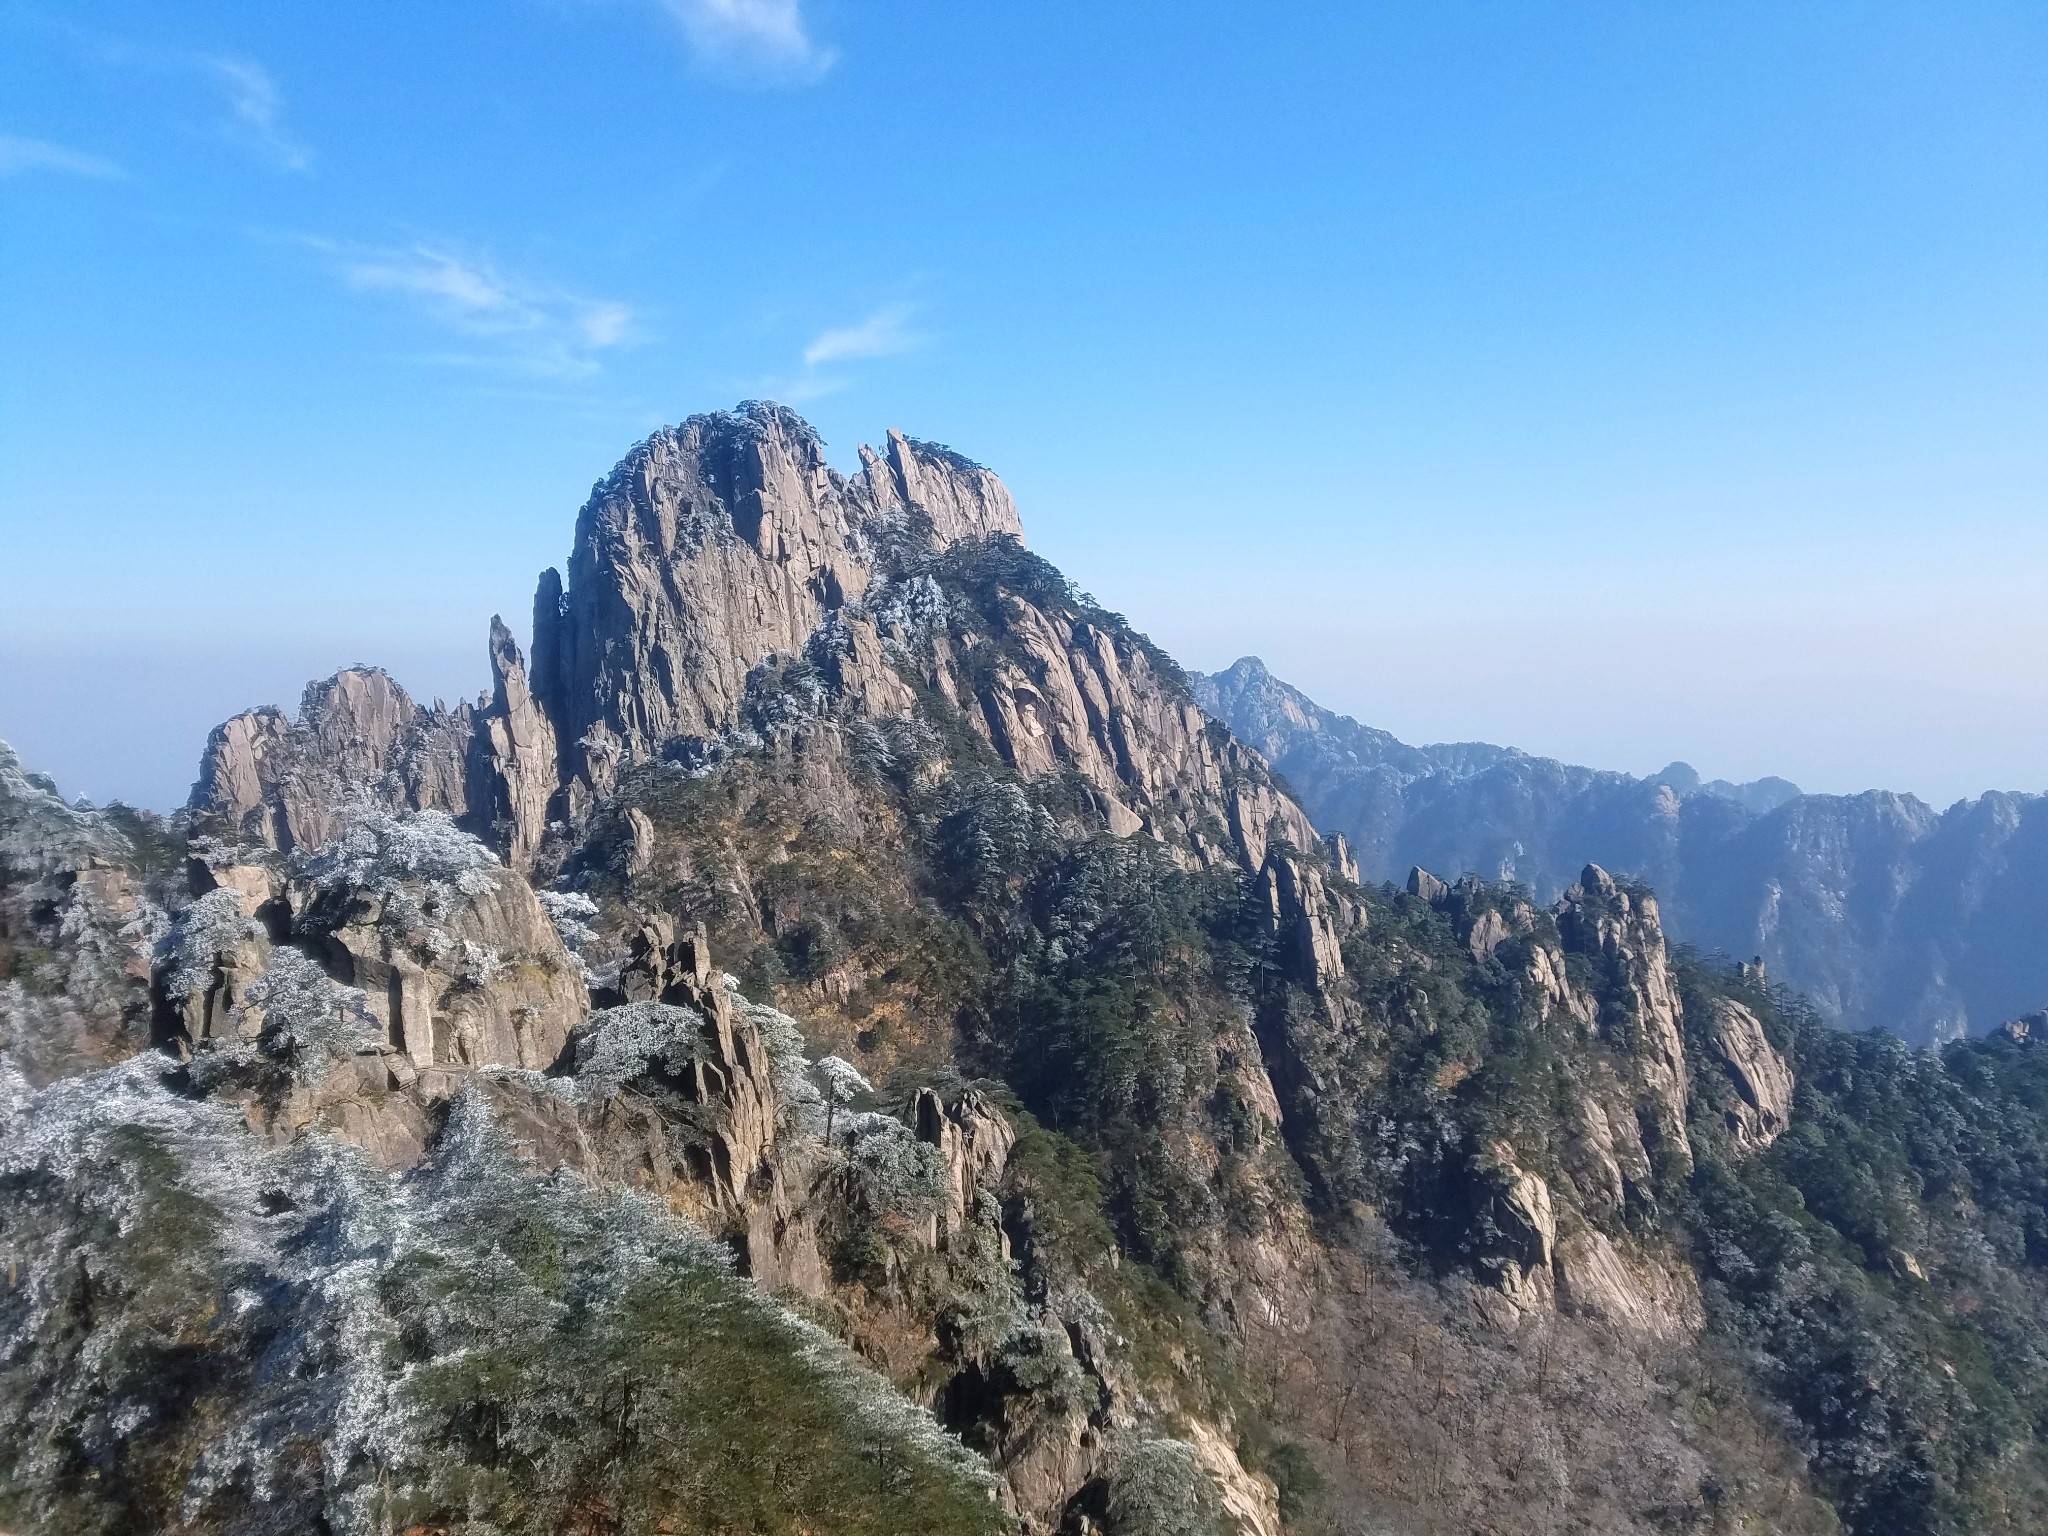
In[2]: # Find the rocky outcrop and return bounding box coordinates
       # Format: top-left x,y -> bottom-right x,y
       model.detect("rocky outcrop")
1185,1420 -> 1283,1536
1390,859 -> 1711,1331
162,818 -> 586,1075
1407,870 -> 1532,964
914,1085 -> 1017,1250
576,914 -> 820,1288
524,405 -> 1334,900
1560,1080 -> 1655,1222
536,405 -> 879,806
1526,937 -> 1601,1031
1703,997 -> 1794,1152
1554,1228 -> 1702,1342
181,414 -> 1348,1024
0,741 -> 167,1082
157,855 -> 282,1053
532,404 -> 1026,811
1259,852 -> 1352,989
1555,865 -> 1693,1176
295,864 -> 583,1073
1470,1143 -> 1556,1313
190,669 -> 473,854
1401,863 -> 1692,1184
601,915 -> 779,1204
858,429 -> 1022,546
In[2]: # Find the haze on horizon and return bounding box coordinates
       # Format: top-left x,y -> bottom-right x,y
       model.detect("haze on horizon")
3,1 -> 2044,812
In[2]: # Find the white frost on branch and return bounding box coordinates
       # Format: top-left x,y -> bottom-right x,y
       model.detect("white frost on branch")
536,889 -> 600,948
294,805 -> 499,928
570,1001 -> 709,1100
0,1055 -> 999,1531
236,948 -> 378,1083
162,887 -> 258,996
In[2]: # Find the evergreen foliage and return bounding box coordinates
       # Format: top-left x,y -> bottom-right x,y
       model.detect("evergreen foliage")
241,947 -> 378,1083
1676,954 -> 2048,1535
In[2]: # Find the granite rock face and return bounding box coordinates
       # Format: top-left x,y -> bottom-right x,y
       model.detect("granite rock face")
531,404 -> 1025,810
192,668 -> 473,855
1404,861 -> 1701,1190
187,407 -> 1352,1025
161,810 -> 586,1076
1554,864 -> 1694,1178
859,427 -> 1022,546
1703,996 -> 1794,1153
914,1085 -> 1017,1250
467,617 -> 559,871
1470,1142 -> 1557,1312
1197,655 -> 2048,1045
0,741 -> 168,1082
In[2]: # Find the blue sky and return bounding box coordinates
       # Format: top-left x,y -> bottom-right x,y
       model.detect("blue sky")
3,1 -> 2045,810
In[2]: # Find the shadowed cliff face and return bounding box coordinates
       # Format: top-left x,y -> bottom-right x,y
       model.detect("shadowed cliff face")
1196,655 -> 2048,1046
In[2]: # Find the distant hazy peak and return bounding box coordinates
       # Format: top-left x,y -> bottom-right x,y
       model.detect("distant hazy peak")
1653,761 -> 1803,814
1197,657 -> 1799,808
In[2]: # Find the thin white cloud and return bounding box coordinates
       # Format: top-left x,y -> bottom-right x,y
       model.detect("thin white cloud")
51,26 -> 313,171
659,0 -> 834,78
0,134 -> 122,180
205,56 -> 310,172
771,372 -> 849,406
317,239 -> 640,379
751,302 -> 926,403
803,304 -> 922,368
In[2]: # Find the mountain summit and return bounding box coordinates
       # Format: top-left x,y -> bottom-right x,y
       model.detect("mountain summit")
6,407 -> 2048,1536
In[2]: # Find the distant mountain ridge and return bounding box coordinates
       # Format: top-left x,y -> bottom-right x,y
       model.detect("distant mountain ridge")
1195,655 -> 2048,1046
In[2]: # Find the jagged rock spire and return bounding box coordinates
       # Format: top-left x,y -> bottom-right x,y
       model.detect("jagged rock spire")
185,403 -> 1337,941
467,616 -> 558,871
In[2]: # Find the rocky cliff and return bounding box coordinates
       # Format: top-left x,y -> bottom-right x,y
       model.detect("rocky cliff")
534,412 -> 1019,809
1197,654 -> 2048,1045
8,406 -> 2048,1536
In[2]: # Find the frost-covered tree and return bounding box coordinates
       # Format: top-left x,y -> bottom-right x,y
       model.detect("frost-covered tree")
162,886 -> 256,996
536,888 -> 613,984
570,1001 -> 709,1100
841,1110 -> 947,1217
814,1053 -> 871,1141
535,888 -> 600,947
294,805 -> 498,945
1103,1436 -> 1231,1536
239,948 -> 377,1082
739,994 -> 823,1134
